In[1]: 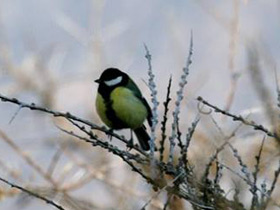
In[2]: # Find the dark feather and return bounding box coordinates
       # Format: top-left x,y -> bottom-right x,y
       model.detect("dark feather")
134,126 -> 150,151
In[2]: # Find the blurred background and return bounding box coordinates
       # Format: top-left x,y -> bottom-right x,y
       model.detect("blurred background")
0,0 -> 280,209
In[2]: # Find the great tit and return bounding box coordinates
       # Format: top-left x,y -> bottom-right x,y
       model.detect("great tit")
95,68 -> 152,150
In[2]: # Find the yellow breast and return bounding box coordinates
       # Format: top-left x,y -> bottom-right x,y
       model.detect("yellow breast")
95,87 -> 148,129
96,93 -> 113,127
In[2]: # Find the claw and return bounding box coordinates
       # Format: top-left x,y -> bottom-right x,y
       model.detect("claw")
126,130 -> 134,151
126,140 -> 134,151
107,129 -> 114,141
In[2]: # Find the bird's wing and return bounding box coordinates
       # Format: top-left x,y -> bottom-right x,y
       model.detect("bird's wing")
142,98 -> 152,127
127,79 -> 153,127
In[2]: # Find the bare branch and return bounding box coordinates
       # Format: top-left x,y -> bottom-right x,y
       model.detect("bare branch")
0,177 -> 65,210
160,75 -> 172,162
197,96 -> 279,139
168,32 -> 193,164
144,44 -> 159,159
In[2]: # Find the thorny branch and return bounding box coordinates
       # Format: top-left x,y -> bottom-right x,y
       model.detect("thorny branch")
0,92 -> 236,210
160,76 -> 172,162
168,32 -> 193,164
144,44 -> 159,159
1,39 -> 280,209
197,96 -> 279,140
0,93 -> 145,155
0,177 -> 65,210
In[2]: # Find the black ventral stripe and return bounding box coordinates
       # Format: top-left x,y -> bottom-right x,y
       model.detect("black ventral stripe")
98,83 -> 127,129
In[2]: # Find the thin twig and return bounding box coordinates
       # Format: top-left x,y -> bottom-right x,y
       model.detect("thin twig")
247,43 -> 277,131
66,118 -> 148,158
0,93 -> 128,143
267,160 -> 280,197
0,177 -> 65,210
9,104 -> 23,124
202,120 -> 244,182
144,44 -> 159,159
221,163 -> 267,199
223,0 -> 240,114
197,96 -> 279,139
168,32 -> 193,164
140,171 -> 185,210
56,126 -> 154,184
160,76 -> 172,162
47,145 -> 65,177
179,116 -> 199,169
251,136 -> 266,208
57,124 -> 147,164
213,160 -> 223,186
0,129 -> 57,186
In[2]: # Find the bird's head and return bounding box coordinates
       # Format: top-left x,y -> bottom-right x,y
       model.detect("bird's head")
95,68 -> 128,87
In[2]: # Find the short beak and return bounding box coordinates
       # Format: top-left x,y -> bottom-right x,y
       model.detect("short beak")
95,79 -> 100,83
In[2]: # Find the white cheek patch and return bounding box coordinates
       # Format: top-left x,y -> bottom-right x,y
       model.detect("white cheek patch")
104,76 -> 123,86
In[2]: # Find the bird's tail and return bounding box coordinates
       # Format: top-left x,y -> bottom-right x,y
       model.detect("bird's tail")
134,126 -> 150,151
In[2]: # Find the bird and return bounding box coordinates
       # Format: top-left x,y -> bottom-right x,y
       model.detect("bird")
95,68 -> 152,151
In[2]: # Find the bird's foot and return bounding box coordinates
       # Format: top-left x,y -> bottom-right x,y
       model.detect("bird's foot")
126,137 -> 134,151
107,129 -> 114,141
